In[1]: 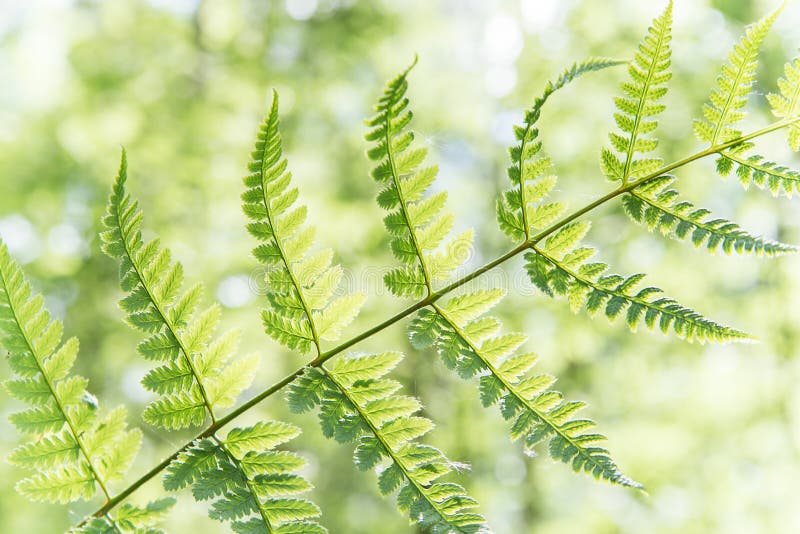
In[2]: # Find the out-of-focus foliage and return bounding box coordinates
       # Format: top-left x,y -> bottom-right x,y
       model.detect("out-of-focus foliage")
1,1 -> 800,533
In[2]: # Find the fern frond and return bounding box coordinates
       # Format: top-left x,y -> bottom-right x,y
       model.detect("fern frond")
244,92 -> 365,354
288,353 -> 488,533
718,149 -> 800,197
601,2 -> 672,183
710,53 -> 800,198
75,498 -> 176,533
523,224 -> 751,343
623,175 -> 796,255
0,239 -> 172,529
163,423 -> 325,533
101,151 -> 259,429
407,291 -> 639,488
768,54 -> 800,150
366,59 -> 474,297
694,6 -> 782,145
498,58 -> 624,241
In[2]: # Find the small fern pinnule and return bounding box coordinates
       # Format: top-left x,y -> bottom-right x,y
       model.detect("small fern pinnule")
0,239 -> 174,531
77,498 -> 175,533
601,1 -> 673,184
289,353 -> 488,533
243,91 -> 366,355
101,150 -> 260,429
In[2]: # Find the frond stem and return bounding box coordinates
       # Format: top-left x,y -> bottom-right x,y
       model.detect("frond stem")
104,512 -> 123,534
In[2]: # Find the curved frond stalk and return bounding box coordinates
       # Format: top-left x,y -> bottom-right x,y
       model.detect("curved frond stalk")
694,5 -> 782,145
0,240 -> 173,529
768,54 -> 800,150
366,59 -> 474,298
288,353 -> 488,533
623,174 -> 796,255
718,149 -> 800,197
75,498 -> 175,534
406,292 -> 639,489
243,92 -> 365,355
498,57 -> 625,241
601,2 -> 672,183
163,422 -> 325,533
101,152 -> 259,429
524,224 -> 752,343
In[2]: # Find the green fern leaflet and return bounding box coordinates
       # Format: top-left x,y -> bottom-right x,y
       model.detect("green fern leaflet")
164,422 -> 326,533
366,58 -> 474,297
243,92 -> 365,355
101,151 -> 260,429
0,239 -> 173,530
601,1 -> 672,183
498,57 -> 625,241
410,289 -> 640,488
288,353 -> 487,533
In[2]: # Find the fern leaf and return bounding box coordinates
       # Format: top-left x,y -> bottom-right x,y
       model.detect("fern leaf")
243,92 -> 365,354
711,53 -> 800,198
288,353 -> 488,532
623,175 -> 796,255
0,244 -> 126,502
768,54 -> 800,150
408,292 -> 640,488
366,59 -> 475,297
694,6 -> 782,144
497,58 -> 623,241
718,149 -> 800,197
163,423 -> 325,533
101,151 -> 257,429
0,239 -> 170,530
523,233 -> 751,343
602,2 -> 672,183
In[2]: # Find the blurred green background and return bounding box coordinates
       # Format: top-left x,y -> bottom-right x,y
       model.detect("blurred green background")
1,0 -> 800,532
